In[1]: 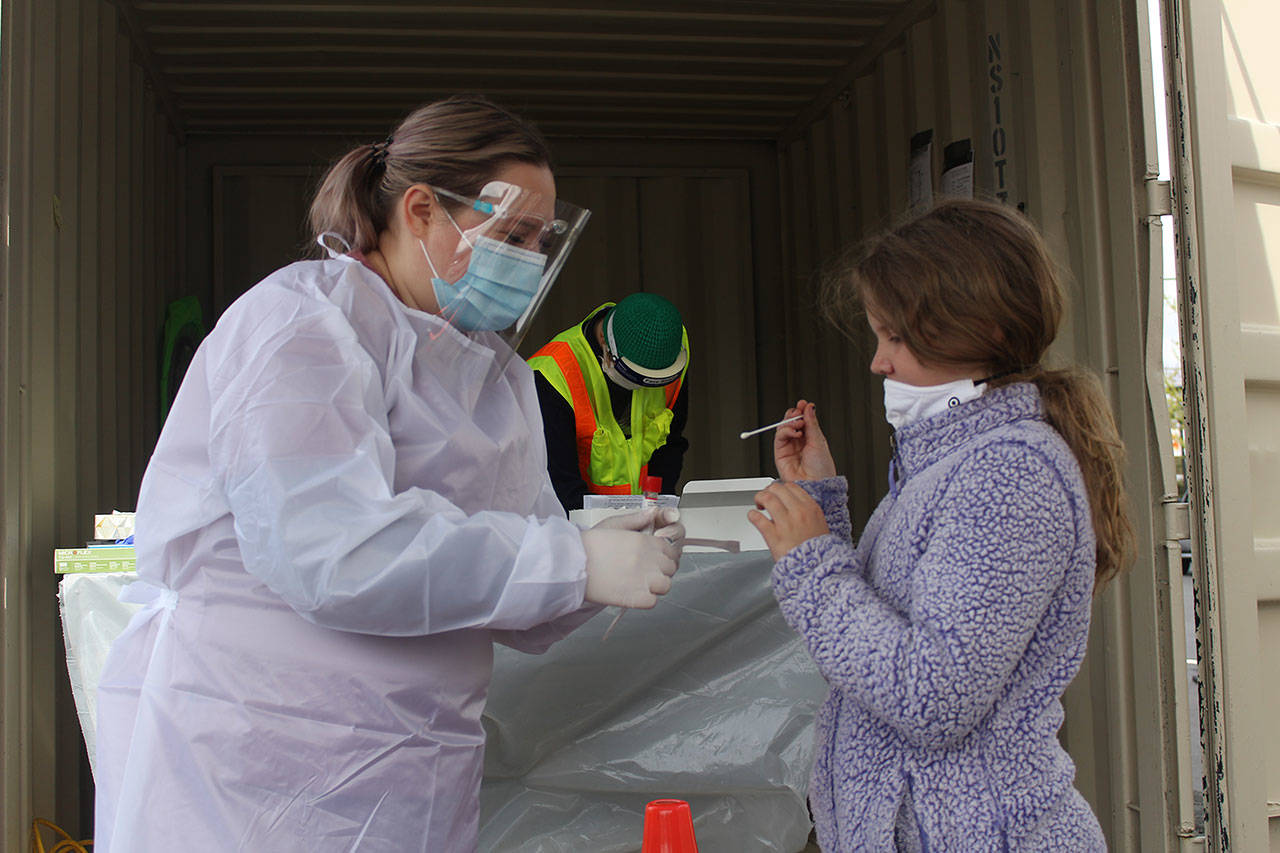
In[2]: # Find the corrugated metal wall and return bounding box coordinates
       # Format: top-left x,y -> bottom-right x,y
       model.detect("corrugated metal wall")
0,0 -> 183,845
775,0 -> 1184,849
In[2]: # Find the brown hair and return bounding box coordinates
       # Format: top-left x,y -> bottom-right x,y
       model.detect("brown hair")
309,94 -> 553,253
822,197 -> 1134,586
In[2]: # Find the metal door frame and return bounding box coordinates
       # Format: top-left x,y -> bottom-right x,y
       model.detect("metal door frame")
1157,0 -> 1270,848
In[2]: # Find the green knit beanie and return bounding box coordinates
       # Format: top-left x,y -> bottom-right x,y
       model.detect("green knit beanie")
607,293 -> 685,372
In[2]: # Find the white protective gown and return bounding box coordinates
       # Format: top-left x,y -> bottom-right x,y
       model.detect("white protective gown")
93,255 -> 596,852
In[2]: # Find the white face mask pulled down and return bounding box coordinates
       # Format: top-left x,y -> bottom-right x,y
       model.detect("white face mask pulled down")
882,377 -> 985,430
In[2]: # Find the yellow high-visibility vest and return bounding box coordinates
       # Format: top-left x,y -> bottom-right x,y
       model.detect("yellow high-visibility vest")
528,303 -> 689,494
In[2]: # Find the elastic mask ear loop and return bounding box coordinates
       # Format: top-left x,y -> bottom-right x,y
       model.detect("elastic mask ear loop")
316,231 -> 352,260
418,198 -> 475,278
444,206 -> 475,250
977,365 -> 1034,385
419,203 -> 476,337
419,240 -> 443,279
434,192 -> 475,251
418,240 -> 464,340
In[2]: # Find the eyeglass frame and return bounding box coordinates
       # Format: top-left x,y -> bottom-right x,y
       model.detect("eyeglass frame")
429,184 -> 569,254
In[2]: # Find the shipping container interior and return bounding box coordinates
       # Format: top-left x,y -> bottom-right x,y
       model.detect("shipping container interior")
2,0 -> 1207,850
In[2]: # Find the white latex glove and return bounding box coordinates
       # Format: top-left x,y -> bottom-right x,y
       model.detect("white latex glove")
591,506 -> 686,563
581,509 -> 683,609
652,508 -> 687,551
590,506 -> 682,538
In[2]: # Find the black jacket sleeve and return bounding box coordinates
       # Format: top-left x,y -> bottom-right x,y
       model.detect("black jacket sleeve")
645,377 -> 689,495
534,372 -> 591,513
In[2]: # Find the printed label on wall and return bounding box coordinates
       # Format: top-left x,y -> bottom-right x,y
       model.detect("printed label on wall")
942,139 -> 974,198
909,129 -> 935,213
987,31 -> 1015,203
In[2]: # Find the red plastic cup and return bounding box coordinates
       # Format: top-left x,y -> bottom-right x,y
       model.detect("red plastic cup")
642,798 -> 699,852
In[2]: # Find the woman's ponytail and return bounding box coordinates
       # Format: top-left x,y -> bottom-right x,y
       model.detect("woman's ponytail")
309,144 -> 388,253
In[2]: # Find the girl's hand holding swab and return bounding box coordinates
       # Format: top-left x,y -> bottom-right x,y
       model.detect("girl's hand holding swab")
773,400 -> 838,482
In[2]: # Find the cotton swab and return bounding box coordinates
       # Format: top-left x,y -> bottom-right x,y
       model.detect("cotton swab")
601,608 -> 626,642
683,537 -> 740,552
739,414 -> 803,440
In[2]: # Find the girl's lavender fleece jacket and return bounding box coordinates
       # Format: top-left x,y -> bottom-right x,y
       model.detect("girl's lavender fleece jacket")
773,383 -> 1106,851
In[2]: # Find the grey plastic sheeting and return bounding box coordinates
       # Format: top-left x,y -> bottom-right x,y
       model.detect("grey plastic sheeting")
480,550 -> 828,852
60,554 -> 827,851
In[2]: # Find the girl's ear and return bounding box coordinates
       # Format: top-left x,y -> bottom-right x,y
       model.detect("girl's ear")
400,184 -> 436,239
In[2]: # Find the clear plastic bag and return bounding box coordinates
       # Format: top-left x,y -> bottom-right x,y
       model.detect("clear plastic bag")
480,550 -> 827,851
58,572 -> 141,774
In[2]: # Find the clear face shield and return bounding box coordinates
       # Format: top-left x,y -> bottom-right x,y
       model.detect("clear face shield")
422,181 -> 590,358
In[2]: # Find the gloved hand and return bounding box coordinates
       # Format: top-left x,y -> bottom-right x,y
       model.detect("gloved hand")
652,507 -> 686,550
590,506 -> 686,566
581,509 -> 685,609
589,506 -> 683,539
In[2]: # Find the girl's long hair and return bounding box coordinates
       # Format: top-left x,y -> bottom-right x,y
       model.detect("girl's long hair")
308,94 -> 553,254
822,197 -> 1134,586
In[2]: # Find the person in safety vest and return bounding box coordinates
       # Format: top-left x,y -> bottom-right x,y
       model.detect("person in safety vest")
529,292 -> 690,512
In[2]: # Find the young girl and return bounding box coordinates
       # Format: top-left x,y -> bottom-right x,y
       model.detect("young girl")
750,198 -> 1132,852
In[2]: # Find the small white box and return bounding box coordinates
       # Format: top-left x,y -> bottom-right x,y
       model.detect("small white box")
677,477 -> 774,509
94,511 -> 135,541
570,477 -> 774,552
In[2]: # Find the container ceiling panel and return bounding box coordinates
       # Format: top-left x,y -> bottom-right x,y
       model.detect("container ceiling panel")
120,0 -> 931,138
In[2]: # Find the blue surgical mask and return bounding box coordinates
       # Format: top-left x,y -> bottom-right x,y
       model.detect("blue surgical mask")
419,212 -> 547,332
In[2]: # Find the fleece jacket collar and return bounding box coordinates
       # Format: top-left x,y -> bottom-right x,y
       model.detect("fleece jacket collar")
892,382 -> 1045,481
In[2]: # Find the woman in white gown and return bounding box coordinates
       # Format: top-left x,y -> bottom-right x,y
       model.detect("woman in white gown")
93,95 -> 683,853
